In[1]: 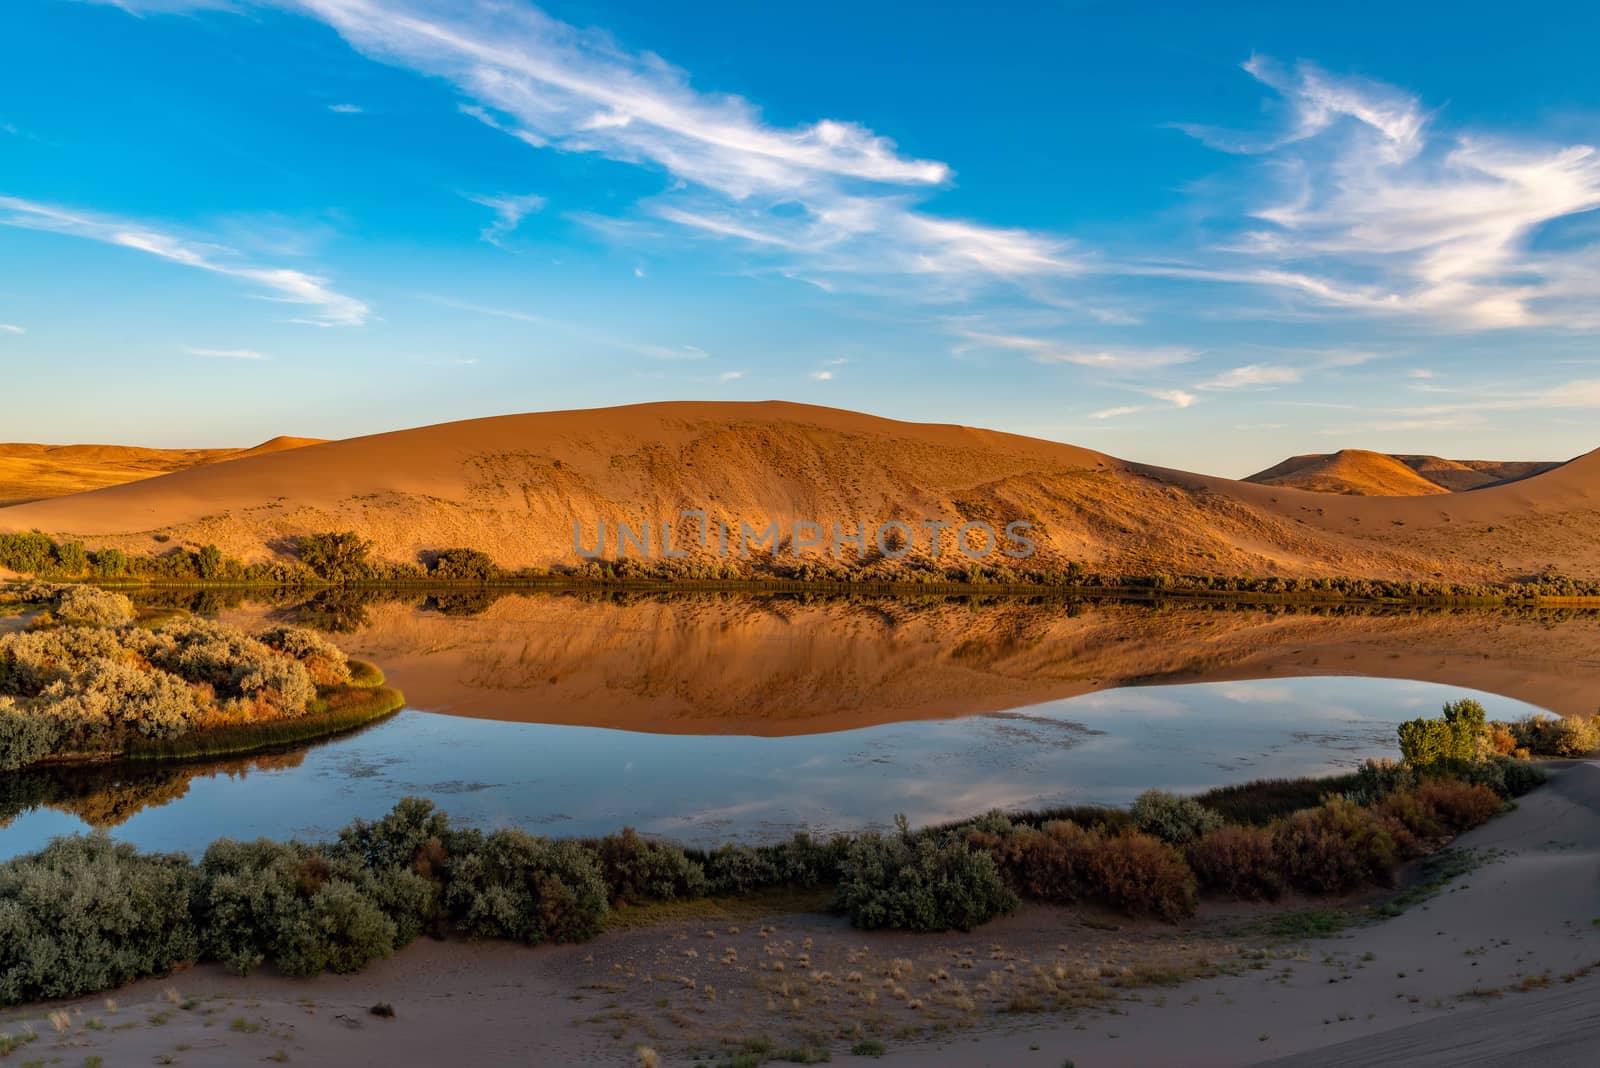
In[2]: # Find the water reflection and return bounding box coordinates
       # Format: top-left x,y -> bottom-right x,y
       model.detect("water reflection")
2,589 -> 1595,857
0,675 -> 1549,857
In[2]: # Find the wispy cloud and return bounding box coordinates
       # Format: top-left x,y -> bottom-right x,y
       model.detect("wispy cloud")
0,323 -> 24,335
809,370 -> 834,381
422,292 -> 707,361
187,346 -> 268,359
0,195 -> 369,326
1197,364 -> 1302,390
1172,56 -> 1600,329
717,370 -> 744,382
1090,405 -> 1143,420
953,330 -> 1197,371
286,0 -> 1076,294
466,191 -> 546,246
327,102 -> 364,114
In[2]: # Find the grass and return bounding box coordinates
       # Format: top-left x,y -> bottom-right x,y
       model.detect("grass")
123,676 -> 403,762
849,1039 -> 887,1057
1196,774 -> 1361,825
1240,908 -> 1357,943
604,886 -> 834,932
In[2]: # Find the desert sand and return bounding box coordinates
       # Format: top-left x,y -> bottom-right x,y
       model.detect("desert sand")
1,402 -> 1598,583
1245,449 -> 1563,497
0,436 -> 323,507
6,761 -> 1598,1066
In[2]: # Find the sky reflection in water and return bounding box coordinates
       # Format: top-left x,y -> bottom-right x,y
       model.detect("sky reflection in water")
0,675 -> 1540,856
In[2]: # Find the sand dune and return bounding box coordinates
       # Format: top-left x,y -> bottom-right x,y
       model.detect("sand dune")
0,435 -> 325,507
1,401 -> 1597,581
1247,448 -> 1565,496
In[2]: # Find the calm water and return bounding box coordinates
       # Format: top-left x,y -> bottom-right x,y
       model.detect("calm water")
0,675 -> 1542,858
1,590 -> 1590,859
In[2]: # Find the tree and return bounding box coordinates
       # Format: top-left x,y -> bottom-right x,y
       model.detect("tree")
54,541 -> 89,576
195,544 -> 226,581
429,548 -> 499,582
90,548 -> 127,578
296,532 -> 373,582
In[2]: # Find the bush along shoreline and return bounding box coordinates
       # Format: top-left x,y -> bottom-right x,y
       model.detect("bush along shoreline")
6,527 -> 1600,605
0,701 -> 1552,1007
0,583 -> 402,772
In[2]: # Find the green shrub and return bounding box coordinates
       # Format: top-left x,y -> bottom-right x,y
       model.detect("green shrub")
594,828 -> 708,905
835,833 -> 1016,932
53,586 -> 134,626
0,696 -> 58,771
0,835 -> 198,1005
296,532 -> 373,582
1271,798 -> 1398,895
35,660 -> 205,744
443,829 -> 609,945
1346,758 -> 1417,804
90,548 -> 127,578
1399,699 -> 1490,767
429,549 -> 501,582
1187,825 -> 1282,901
273,879 -> 398,977
1195,774 -> 1359,825
194,838 -> 404,977
1130,789 -> 1223,846
1495,757 -> 1547,797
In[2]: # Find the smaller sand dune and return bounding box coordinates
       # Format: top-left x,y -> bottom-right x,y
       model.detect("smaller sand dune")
0,436 -> 325,507
1247,448 -> 1565,496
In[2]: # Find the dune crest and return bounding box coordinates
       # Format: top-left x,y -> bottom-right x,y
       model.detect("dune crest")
0,436 -> 326,507
1,401 -> 1597,582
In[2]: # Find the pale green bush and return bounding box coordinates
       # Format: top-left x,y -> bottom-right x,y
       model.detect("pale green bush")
1130,789 -> 1223,846
256,626 -> 351,686
52,586 -> 134,626
443,829 -> 609,945
834,833 -> 1016,932
0,627 -> 128,695
1345,758 -> 1417,804
34,660 -> 204,743
0,696 -> 59,772
193,838 -> 412,977
0,835 -> 198,1004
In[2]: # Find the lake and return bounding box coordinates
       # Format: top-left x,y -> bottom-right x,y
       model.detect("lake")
2,590 -> 1594,858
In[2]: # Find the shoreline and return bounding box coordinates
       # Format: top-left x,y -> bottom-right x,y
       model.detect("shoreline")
3,763 -> 1596,1066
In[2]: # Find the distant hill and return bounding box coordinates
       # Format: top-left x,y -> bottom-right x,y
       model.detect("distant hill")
2,402 -> 1598,584
0,436 -> 325,506
1246,449 -> 1565,496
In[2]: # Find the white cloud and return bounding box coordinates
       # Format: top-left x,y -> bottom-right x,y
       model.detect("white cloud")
467,191 -> 546,246
0,195 -> 369,326
187,346 -> 268,359
954,330 -> 1197,371
1172,57 -> 1600,329
810,370 -> 834,381
284,0 -> 1075,292
327,102 -> 364,114
718,370 -> 744,382
1198,364 -> 1302,390
1090,405 -> 1143,420
1409,368 -> 1435,379
0,323 -> 24,335
1148,388 -> 1195,408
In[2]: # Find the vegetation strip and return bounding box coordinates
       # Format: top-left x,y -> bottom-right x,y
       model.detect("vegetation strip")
6,528 -> 1600,605
0,702 -> 1558,1009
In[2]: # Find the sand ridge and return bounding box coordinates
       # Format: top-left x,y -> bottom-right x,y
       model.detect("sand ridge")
1,401 -> 1597,581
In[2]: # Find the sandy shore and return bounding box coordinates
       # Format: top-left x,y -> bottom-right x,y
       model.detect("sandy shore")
5,763 -> 1598,1066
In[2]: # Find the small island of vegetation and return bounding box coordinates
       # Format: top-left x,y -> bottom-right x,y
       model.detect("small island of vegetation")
0,582 -> 401,772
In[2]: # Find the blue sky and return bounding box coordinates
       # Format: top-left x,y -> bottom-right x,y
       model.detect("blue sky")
3,0 -> 1599,475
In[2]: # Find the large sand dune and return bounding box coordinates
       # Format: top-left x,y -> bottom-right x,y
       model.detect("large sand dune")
1,401 -> 1597,581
